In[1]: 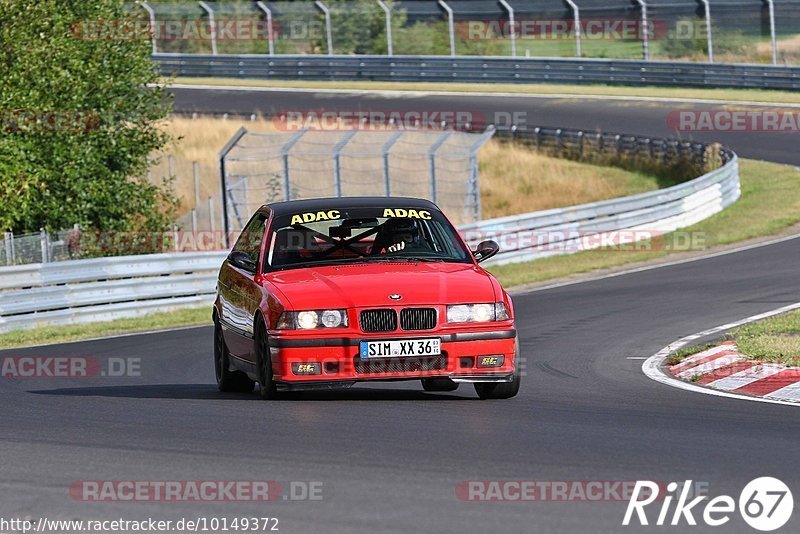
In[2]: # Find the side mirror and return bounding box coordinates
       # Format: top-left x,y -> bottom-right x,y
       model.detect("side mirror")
228,251 -> 257,273
473,240 -> 500,263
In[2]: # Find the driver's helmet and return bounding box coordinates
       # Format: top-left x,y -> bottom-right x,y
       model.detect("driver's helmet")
383,218 -> 420,246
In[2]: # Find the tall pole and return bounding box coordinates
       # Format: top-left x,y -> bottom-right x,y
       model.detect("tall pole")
498,0 -> 515,57
437,0 -> 456,57
564,0 -> 582,58
141,2 -> 158,54
198,1 -> 218,55
766,0 -> 778,65
256,1 -> 275,56
699,0 -> 713,63
315,0 -> 334,55
635,0 -> 650,60
376,0 -> 393,56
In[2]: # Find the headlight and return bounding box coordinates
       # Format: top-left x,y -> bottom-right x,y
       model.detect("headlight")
447,302 -> 510,323
276,310 -> 349,330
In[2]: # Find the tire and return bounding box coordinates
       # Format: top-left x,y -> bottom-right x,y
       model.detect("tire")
421,378 -> 459,392
214,316 -> 255,393
255,317 -> 278,400
474,339 -> 522,400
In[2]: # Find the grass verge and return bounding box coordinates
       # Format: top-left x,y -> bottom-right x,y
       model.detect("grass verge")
732,310 -> 800,366
3,159 -> 799,350
169,78 -> 800,105
489,159 -> 800,287
0,307 -> 210,350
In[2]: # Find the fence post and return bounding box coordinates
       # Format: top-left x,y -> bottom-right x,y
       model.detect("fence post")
565,0 -> 581,57
766,0 -> 778,65
3,231 -> 12,266
40,228 -> 50,263
381,131 -> 404,196
428,131 -> 453,204
699,0 -> 713,63
437,0 -> 456,57
191,208 -> 198,234
498,0 -> 516,57
208,196 -> 216,235
635,0 -> 650,60
168,155 -> 175,178
377,0 -> 393,56
332,130 -> 358,197
577,131 -> 585,159
256,1 -> 275,55
466,126 -> 496,222
218,127 -> 249,248
315,1 -> 334,55
280,130 -> 308,201
193,161 -> 200,208
140,2 -> 158,55
198,1 -> 218,55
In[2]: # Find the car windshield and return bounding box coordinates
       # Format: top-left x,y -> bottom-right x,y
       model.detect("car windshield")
266,206 -> 472,270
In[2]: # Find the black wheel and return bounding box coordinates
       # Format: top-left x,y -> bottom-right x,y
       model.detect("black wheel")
474,339 -> 522,400
255,318 -> 278,400
214,316 -> 255,393
421,378 -> 459,392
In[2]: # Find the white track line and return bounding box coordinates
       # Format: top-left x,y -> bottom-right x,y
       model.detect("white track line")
160,83 -> 800,108
642,302 -> 800,407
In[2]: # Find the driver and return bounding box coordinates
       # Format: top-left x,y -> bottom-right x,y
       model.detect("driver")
379,218 -> 429,254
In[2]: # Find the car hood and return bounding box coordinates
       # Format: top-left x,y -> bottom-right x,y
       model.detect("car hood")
267,262 -> 497,309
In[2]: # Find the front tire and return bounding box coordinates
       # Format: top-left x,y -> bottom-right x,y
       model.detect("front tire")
474,339 -> 522,400
255,317 -> 278,400
214,316 -> 255,393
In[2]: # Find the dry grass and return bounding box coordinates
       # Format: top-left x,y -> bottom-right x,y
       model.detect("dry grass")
155,117 -> 660,223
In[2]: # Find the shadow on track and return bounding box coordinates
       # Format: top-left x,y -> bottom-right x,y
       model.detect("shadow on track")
28,383 -> 476,401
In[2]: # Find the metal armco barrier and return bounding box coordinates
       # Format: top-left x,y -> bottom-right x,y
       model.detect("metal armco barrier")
0,130 -> 740,332
154,54 -> 800,90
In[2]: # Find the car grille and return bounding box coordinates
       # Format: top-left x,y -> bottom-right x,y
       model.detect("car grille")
360,309 -> 398,333
400,308 -> 437,331
354,355 -> 447,375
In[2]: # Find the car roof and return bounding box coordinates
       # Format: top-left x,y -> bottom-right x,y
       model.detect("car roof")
262,197 -> 440,216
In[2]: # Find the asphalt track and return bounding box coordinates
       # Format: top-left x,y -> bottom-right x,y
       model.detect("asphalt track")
1,88 -> 799,533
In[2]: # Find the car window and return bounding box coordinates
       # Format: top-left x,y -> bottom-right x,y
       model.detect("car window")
266,206 -> 471,270
232,212 -> 268,266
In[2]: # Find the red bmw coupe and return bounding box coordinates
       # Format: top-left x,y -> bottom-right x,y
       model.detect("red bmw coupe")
213,197 -> 521,400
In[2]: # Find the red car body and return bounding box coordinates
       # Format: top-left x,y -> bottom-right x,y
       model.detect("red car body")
213,197 -> 520,399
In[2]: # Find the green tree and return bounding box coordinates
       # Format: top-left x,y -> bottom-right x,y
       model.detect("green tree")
0,0 -> 177,237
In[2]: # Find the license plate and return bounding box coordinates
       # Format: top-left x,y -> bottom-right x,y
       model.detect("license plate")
359,338 -> 441,358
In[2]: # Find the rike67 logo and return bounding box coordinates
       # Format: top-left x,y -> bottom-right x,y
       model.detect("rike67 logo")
623,477 -> 793,531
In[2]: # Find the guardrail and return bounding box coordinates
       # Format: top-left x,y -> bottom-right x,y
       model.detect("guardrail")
0,127 -> 739,333
154,53 -> 800,90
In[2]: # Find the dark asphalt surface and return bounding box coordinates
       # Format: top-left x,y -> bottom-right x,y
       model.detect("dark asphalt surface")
169,86 -> 800,165
1,88 -> 799,533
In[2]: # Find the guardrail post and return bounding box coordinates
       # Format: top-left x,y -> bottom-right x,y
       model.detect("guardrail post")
498,0 -> 516,57
280,130 -> 307,201
437,0 -> 456,57
315,1 -> 334,56
198,1 -> 218,56
577,131 -> 585,159
140,1 -> 158,55
635,0 -> 650,60
332,130 -> 358,197
766,0 -> 778,65
565,0 -> 582,57
615,134 -> 622,156
381,131 -> 404,196
377,0 -> 393,56
256,1 -> 275,56
428,131 -> 453,203
534,127 -> 541,149
4,231 -> 13,266
699,0 -> 713,63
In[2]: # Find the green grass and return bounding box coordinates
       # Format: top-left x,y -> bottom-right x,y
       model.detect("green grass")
732,310 -> 800,366
665,343 -> 718,367
488,159 -> 800,287
169,78 -> 800,105
0,307 -> 211,350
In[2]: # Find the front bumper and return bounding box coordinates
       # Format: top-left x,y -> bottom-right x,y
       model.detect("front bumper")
267,329 -> 517,388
